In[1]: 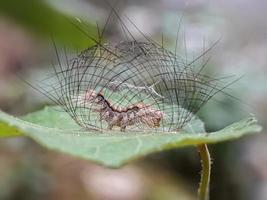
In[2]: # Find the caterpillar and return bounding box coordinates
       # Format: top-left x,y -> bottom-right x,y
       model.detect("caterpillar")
80,90 -> 164,131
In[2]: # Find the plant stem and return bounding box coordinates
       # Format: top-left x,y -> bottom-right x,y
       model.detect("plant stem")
197,144 -> 211,200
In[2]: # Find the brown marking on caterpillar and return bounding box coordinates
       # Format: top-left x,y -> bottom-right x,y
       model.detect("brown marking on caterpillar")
82,90 -> 164,131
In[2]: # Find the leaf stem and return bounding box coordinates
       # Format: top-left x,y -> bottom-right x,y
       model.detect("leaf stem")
197,144 -> 211,200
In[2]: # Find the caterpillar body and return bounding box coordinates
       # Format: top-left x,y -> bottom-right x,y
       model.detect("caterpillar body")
80,90 -> 164,131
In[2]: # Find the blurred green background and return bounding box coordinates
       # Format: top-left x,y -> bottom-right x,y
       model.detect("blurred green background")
0,0 -> 266,200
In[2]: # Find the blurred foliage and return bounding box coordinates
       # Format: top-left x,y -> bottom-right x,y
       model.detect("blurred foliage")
0,121 -> 22,137
0,0 -> 97,48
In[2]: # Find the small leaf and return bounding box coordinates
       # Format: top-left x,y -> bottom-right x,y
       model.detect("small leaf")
0,106 -> 262,167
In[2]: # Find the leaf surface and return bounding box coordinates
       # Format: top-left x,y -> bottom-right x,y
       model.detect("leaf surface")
0,107 -> 262,167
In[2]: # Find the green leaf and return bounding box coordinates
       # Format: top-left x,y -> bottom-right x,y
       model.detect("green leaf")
0,106 -> 262,167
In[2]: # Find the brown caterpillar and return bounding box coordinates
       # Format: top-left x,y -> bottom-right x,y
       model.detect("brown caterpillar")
81,90 -> 164,131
